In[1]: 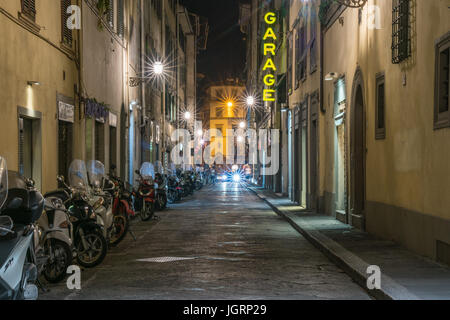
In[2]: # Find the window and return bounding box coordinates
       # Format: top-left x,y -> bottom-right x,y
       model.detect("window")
392,0 -> 411,64
310,1 -> 317,73
296,18 -> 307,86
434,33 -> 450,129
21,0 -> 36,21
117,0 -> 124,37
287,32 -> 293,94
375,73 -> 386,139
153,0 -> 162,20
61,0 -> 73,46
108,0 -> 114,28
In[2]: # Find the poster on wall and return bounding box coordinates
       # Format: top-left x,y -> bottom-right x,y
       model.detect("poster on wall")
58,101 -> 75,123
109,112 -> 117,127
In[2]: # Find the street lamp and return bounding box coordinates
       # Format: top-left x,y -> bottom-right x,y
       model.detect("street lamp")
153,61 -> 164,75
246,96 -> 255,107
239,121 -> 246,129
184,112 -> 191,120
227,101 -> 233,108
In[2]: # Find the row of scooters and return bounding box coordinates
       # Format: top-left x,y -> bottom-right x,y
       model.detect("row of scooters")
0,156 -> 214,300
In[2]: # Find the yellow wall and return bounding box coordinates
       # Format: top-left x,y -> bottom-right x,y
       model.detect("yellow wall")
321,0 -> 450,258
0,0 -> 79,193
207,85 -> 246,159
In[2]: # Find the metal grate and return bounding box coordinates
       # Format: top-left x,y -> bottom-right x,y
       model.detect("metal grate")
392,0 -> 411,64
136,257 -> 197,263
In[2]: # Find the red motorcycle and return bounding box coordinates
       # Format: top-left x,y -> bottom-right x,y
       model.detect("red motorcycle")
134,163 -> 156,221
108,165 -> 136,245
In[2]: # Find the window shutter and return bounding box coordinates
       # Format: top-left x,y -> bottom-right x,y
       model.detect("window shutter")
108,0 -> 114,28
61,0 -> 73,46
22,0 -> 36,20
117,0 -> 124,37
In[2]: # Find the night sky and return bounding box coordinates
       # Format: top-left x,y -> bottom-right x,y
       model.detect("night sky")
180,0 -> 246,84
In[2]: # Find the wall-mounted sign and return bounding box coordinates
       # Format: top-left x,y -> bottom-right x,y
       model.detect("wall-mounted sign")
85,99 -> 109,123
58,101 -> 75,123
109,112 -> 117,127
262,12 -> 278,102
156,125 -> 161,144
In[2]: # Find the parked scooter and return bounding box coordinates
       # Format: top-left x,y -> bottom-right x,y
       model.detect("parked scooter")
134,162 -> 156,221
57,160 -> 108,268
154,161 -> 168,211
108,165 -> 136,245
167,164 -> 182,203
0,157 -> 43,300
36,195 -> 73,283
87,160 -> 116,246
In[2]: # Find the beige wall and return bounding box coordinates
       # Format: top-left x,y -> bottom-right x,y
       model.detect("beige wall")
321,0 -> 450,259
0,0 -> 79,193
81,0 -> 125,172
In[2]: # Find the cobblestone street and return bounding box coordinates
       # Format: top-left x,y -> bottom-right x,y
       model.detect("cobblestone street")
41,183 -> 370,300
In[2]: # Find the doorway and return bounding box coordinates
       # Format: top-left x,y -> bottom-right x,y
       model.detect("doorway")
18,107 -> 42,190
309,94 -> 319,210
288,110 -> 293,200
95,121 -> 105,163
334,78 -> 347,222
350,70 -> 366,229
58,120 -> 73,177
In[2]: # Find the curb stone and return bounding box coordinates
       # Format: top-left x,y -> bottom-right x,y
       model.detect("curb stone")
247,186 -> 420,300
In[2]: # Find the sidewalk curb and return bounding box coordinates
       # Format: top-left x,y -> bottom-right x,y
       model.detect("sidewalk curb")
248,186 -> 420,300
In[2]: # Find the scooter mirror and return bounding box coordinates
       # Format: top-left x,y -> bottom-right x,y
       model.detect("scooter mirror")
0,216 -> 14,236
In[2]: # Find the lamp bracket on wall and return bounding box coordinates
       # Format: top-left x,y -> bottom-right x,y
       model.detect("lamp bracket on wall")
335,0 -> 368,8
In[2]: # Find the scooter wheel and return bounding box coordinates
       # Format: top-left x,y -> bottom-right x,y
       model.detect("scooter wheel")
43,239 -> 73,283
76,231 -> 107,268
140,202 -> 155,221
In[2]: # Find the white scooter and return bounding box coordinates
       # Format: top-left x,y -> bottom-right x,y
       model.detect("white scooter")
86,160 -> 115,246
0,157 -> 43,300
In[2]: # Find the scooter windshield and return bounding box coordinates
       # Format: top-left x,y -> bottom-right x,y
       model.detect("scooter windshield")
68,160 -> 89,189
140,162 -> 155,180
154,161 -> 164,174
0,156 -> 7,209
168,163 -> 176,176
87,160 -> 105,189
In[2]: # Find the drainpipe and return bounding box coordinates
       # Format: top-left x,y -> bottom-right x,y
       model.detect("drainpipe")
320,20 -> 325,114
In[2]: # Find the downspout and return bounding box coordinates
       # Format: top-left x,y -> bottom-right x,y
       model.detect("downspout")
320,19 -> 325,114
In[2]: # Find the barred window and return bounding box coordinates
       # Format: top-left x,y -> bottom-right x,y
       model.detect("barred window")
21,0 -> 36,21
392,0 -> 411,64
375,73 -> 386,139
117,0 -> 124,37
107,0 -> 114,28
61,0 -> 73,46
434,33 -> 450,129
310,1 -> 317,73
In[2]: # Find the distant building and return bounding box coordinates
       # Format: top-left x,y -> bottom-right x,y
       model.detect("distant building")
204,80 -> 246,164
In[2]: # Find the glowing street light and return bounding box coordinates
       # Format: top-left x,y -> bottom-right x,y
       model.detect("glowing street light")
239,121 -> 246,129
246,96 -> 255,107
237,136 -> 244,143
184,112 -> 191,120
153,61 -> 164,75
227,101 -> 233,108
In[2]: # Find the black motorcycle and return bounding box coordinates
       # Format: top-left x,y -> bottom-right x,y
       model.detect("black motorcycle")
154,173 -> 168,211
